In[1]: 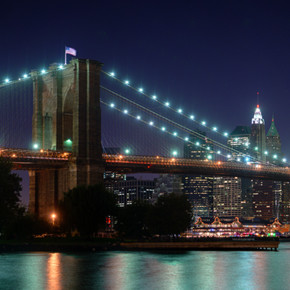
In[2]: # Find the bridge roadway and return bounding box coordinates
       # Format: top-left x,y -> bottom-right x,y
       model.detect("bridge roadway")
2,148 -> 290,181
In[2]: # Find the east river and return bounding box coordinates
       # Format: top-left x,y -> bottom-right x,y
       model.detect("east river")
1,243 -> 290,290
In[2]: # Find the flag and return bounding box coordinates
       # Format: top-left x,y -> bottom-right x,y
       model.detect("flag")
65,46 -> 77,56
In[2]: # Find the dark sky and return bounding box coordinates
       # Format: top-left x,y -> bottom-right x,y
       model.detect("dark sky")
2,0 -> 290,202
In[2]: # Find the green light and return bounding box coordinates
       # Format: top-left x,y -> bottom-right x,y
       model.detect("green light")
255,147 -> 258,151
202,121 -> 206,126
65,139 -> 72,145
224,132 -> 228,137
5,78 -> 10,83
190,115 -> 194,120
207,154 -> 212,160
196,141 -> 200,146
264,151 -> 268,155
125,149 -> 130,154
33,143 -> 39,149
165,102 -> 170,107
273,154 -> 277,159
172,150 -> 178,156
124,80 -> 129,85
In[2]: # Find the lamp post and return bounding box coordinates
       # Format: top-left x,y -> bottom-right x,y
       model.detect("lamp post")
51,213 -> 56,226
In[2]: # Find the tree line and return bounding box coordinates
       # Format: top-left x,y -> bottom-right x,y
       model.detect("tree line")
0,158 -> 192,240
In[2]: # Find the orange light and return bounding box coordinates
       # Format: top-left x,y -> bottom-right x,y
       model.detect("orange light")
40,149 -> 44,153
171,158 -> 175,161
12,154 -> 16,158
119,155 -> 123,159
217,161 -> 221,165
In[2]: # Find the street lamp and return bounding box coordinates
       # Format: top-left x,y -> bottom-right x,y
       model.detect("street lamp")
51,213 -> 56,226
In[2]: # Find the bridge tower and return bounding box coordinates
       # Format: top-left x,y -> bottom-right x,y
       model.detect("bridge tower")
29,59 -> 104,218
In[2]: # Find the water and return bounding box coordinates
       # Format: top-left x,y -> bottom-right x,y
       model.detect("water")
1,243 -> 290,290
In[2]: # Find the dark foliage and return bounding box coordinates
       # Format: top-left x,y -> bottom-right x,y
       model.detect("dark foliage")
0,158 -> 23,236
59,183 -> 118,237
148,193 -> 192,236
116,200 -> 152,239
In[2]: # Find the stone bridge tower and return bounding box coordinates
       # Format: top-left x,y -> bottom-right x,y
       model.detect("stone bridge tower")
29,59 -> 104,218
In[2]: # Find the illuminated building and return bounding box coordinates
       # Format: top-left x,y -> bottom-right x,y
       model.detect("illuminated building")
213,177 -> 242,217
266,115 -> 281,163
154,174 -> 183,199
106,176 -> 155,207
251,104 -> 266,161
182,132 -> 214,218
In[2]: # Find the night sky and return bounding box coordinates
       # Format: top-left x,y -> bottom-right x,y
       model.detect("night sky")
2,1 -> 290,203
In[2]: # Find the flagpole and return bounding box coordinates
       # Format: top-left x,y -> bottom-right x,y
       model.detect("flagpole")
65,47 -> 67,65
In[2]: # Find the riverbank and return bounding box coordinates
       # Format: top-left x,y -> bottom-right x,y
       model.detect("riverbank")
0,237 -> 280,252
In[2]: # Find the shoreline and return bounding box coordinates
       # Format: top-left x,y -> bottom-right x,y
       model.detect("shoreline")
0,237 -> 280,252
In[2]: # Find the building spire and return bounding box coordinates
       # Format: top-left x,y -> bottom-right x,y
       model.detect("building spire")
252,103 -> 264,125
267,113 -> 279,137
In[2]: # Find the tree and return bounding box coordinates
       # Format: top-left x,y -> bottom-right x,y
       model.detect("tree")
116,200 -> 152,239
148,193 -> 192,236
60,183 -> 117,237
0,157 -> 22,236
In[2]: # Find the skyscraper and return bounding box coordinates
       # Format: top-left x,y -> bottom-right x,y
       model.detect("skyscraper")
251,104 -> 266,161
266,115 -> 281,162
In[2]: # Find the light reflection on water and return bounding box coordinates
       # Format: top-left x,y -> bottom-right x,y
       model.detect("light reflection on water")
1,243 -> 290,290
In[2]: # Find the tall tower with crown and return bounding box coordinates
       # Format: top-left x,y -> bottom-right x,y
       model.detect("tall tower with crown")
266,115 -> 281,161
251,103 -> 266,161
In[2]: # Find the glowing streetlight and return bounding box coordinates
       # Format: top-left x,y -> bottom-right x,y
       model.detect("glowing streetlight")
51,213 -> 56,226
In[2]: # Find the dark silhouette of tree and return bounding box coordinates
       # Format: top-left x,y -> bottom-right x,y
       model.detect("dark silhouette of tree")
0,158 -> 22,236
60,184 -> 117,237
116,200 -> 152,239
148,193 -> 192,236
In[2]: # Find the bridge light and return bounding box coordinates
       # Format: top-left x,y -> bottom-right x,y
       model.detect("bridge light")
172,150 -> 178,156
165,102 -> 170,107
206,146 -> 210,150
190,115 -> 194,120
196,141 -> 200,146
110,103 -> 115,108
65,139 -> 72,146
224,132 -> 228,137
264,151 -> 268,155
207,154 -> 212,160
23,74 -> 28,78
152,95 -> 157,100
178,108 -> 183,114
184,137 -> 189,141
161,127 -> 166,131
4,78 -> 10,83
217,150 -> 221,154
283,158 -> 287,163
124,149 -> 130,154
237,157 -> 241,162
123,109 -> 128,114
201,121 -> 206,126
227,154 -> 231,159
273,154 -> 277,159
136,115 -> 141,120
245,157 -> 250,162
212,127 -> 217,131
138,88 -> 143,93
58,65 -> 64,69
254,146 -> 258,151
124,80 -> 130,85
109,72 -> 115,77
41,69 -> 46,74
245,143 -> 249,147
173,132 -> 177,136
149,121 -> 154,126
33,143 -> 39,149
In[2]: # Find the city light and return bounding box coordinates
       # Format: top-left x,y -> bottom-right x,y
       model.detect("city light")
273,154 -> 277,159
23,74 -> 28,78
283,158 -> 287,163
41,69 -> 46,74
227,154 -> 231,159
58,65 -> 64,69
264,151 -> 268,155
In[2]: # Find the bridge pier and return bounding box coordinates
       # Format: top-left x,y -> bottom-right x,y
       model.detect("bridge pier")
29,58 -> 104,219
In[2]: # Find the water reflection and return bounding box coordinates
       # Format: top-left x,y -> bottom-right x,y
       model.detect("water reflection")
1,244 -> 290,289
47,253 -> 61,290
